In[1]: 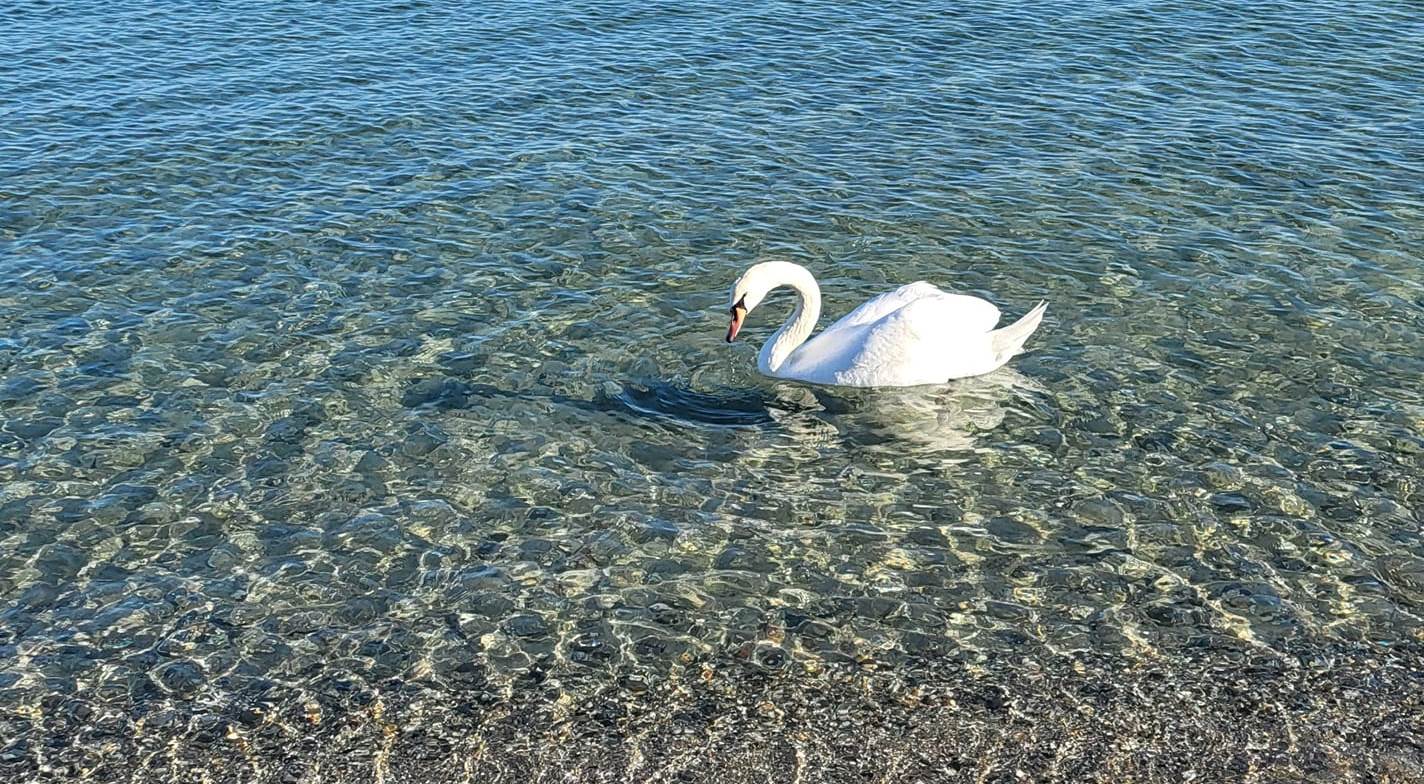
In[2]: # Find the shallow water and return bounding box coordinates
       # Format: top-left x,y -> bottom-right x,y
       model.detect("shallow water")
2,0 -> 1423,780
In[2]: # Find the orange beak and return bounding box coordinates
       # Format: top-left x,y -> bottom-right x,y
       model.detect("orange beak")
726,304 -> 746,343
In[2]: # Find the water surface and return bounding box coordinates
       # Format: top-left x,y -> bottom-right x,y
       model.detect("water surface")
2,0 -> 1423,780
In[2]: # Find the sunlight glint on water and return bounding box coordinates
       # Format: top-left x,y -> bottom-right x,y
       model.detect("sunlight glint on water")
1,0 -> 1422,779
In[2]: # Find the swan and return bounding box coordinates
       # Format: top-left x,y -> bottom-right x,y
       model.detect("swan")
724,261 -> 1046,387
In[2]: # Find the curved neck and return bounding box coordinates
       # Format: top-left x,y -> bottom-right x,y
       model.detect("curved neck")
757,267 -> 821,375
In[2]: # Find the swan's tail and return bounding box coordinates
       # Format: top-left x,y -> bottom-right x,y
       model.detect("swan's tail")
989,301 -> 1047,364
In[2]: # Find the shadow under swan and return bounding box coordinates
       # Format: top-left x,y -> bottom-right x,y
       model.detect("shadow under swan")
402,369 -> 1044,454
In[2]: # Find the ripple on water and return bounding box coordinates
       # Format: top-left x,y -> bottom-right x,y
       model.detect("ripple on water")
2,0 -> 1424,780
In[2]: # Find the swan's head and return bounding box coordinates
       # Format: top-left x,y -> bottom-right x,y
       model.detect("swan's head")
724,285 -> 758,344
725,261 -> 801,342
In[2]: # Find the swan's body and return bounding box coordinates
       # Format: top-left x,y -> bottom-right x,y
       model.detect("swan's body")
725,261 -> 1046,387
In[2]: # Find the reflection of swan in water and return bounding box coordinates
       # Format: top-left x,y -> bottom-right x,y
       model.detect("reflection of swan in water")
764,368 -> 1047,453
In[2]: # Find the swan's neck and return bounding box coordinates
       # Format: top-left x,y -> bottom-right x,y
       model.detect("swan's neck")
757,269 -> 822,375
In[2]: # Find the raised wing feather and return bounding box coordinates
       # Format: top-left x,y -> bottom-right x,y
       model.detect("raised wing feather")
907,290 -> 1002,335
824,282 -> 1001,337
823,281 -> 941,333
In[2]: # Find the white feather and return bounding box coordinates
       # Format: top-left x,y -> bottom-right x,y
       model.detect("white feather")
726,262 -> 1046,388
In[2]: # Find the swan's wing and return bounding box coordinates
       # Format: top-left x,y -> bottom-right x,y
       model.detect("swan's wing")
780,283 -> 951,383
911,290 -> 1002,335
826,282 -> 1001,336
819,293 -> 1005,386
824,281 -> 944,333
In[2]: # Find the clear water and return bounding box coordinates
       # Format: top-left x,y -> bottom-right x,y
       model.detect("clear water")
2,0 -> 1423,780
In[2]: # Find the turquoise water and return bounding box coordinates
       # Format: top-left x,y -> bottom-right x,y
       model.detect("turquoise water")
3,1 -> 1423,780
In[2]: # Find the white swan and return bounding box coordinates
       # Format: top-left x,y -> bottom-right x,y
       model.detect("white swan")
725,261 -> 1046,387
